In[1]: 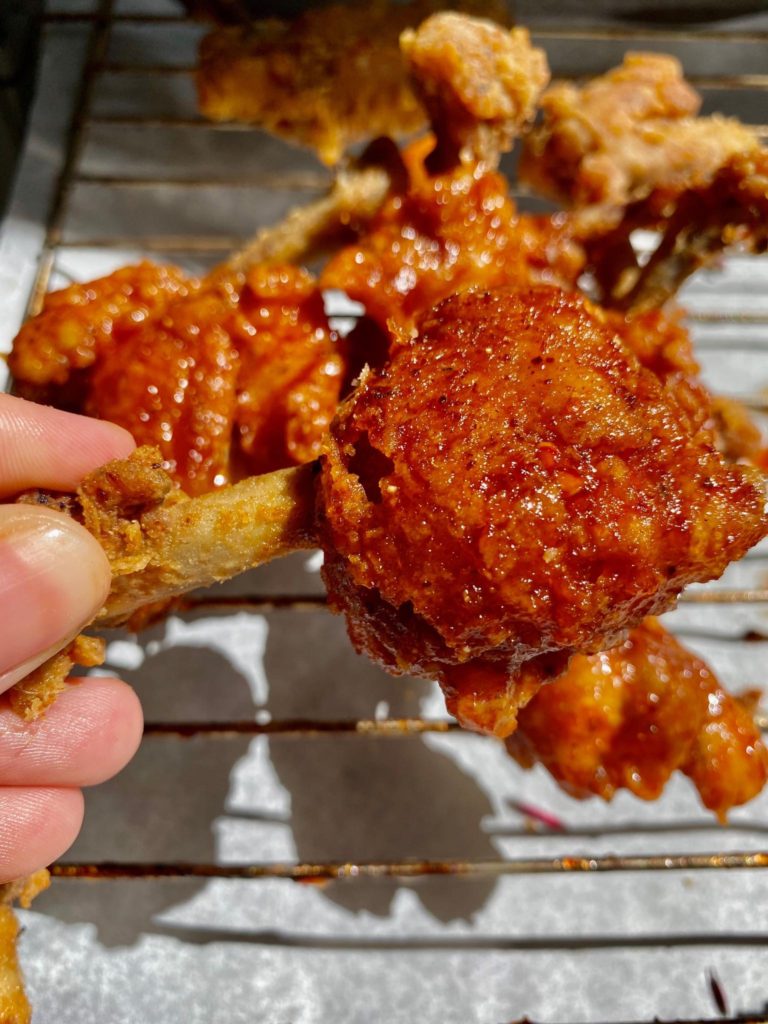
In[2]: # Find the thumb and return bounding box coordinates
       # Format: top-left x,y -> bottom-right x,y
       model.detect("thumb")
0,505 -> 110,693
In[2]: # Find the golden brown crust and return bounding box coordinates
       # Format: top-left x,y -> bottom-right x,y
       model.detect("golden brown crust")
318,287 -> 767,735
0,874 -> 50,911
611,148 -> 768,311
0,908 -> 30,1024
13,446 -> 317,631
519,54 -> 768,309
508,619 -> 768,819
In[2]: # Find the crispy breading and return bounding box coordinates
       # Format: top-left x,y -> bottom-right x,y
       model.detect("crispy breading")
508,619 -> 768,820
520,53 -> 757,209
519,54 -> 768,309
197,1 -> 508,165
400,14 -> 548,171
20,447 -> 316,629
8,635 -> 105,722
0,908 -> 30,1024
613,148 -> 768,310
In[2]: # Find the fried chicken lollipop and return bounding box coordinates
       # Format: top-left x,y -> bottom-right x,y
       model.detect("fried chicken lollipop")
519,53 -> 768,309
317,287 -> 767,737
508,619 -> 768,820
321,14 -> 587,341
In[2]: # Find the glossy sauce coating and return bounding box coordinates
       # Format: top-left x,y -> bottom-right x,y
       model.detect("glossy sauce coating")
87,289 -> 240,495
9,262 -> 196,399
12,264 -> 342,495
321,137 -> 586,336
508,619 -> 768,819
231,265 -> 343,473
318,287 -> 767,735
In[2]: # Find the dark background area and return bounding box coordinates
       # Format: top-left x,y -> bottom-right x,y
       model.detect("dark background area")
0,1 -> 42,215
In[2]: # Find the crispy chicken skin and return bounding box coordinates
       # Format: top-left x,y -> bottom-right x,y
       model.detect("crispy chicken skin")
519,54 -> 768,308
318,287 -> 767,736
508,619 -> 768,820
11,265 -> 343,496
613,147 -> 768,311
196,0 -> 507,166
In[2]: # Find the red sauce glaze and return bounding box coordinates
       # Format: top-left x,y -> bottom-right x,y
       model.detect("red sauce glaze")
14,263 -> 342,495
232,265 -> 343,474
87,289 -> 239,495
508,618 -> 768,819
10,262 -> 196,400
318,287 -> 767,736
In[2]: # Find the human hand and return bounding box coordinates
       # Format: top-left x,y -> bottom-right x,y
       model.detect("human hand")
0,395 -> 143,883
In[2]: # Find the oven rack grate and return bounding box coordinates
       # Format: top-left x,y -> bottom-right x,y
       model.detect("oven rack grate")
16,3 -> 768,1022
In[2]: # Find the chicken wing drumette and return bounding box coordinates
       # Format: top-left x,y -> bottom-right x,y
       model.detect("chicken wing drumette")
317,287 -> 767,736
508,619 -> 768,820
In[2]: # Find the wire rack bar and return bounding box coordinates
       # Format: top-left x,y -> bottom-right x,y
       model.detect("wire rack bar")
40,11 -> 768,44
49,851 -> 768,881
79,113 -> 768,137
25,0 -> 114,319
143,717 -> 459,738
92,63 -> 768,91
142,713 -> 768,738
43,12 -> 190,23
55,235 -> 244,252
72,172 -> 330,189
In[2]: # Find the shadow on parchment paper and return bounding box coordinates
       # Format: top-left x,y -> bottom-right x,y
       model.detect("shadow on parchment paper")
263,612 -> 499,921
38,548 -> 499,938
37,638 -> 254,947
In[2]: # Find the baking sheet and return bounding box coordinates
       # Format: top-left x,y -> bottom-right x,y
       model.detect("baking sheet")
2,2 -> 768,1021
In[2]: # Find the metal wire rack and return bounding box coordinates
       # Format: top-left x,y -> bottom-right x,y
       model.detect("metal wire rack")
11,1 -> 768,1021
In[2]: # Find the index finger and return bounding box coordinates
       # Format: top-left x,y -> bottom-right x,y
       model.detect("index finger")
0,395 -> 135,497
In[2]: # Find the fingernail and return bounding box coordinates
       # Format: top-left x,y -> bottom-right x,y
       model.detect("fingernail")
0,506 -> 110,691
